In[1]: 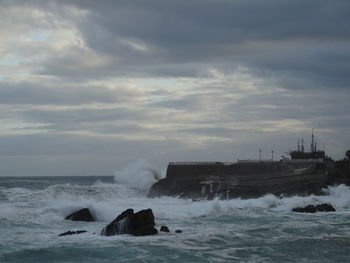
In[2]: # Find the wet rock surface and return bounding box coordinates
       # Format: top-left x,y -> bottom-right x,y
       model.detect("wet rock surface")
59,230 -> 87,236
292,203 -> 336,213
101,208 -> 158,236
65,208 -> 95,222
160,225 -> 170,232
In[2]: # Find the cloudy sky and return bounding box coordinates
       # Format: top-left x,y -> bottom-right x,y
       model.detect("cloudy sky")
1,0 -> 349,176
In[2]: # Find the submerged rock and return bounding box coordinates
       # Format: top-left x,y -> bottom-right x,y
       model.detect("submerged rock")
101,208 -> 158,236
160,225 -> 170,232
175,230 -> 183,233
65,208 -> 95,222
292,203 -> 336,213
59,230 -> 87,236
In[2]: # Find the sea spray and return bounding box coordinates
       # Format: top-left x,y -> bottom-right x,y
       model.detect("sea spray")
1,176 -> 350,262
113,159 -> 162,192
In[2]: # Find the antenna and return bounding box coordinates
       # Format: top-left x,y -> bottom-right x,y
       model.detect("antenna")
272,150 -> 274,161
301,138 -> 305,152
259,149 -> 262,161
298,138 -> 300,151
311,128 -> 315,152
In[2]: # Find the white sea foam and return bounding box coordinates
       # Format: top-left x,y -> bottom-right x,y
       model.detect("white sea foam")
0,203 -> 17,219
2,183 -> 141,204
50,184 -> 350,223
113,159 -> 162,192
2,177 -> 350,227
2,177 -> 350,262
270,184 -> 350,212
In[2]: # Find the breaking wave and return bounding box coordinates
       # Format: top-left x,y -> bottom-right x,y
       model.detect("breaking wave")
113,159 -> 162,192
1,156 -> 349,223
2,183 -> 350,223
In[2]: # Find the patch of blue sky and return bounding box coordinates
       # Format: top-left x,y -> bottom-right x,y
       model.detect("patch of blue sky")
0,57 -> 22,66
31,32 -> 51,41
10,31 -> 51,42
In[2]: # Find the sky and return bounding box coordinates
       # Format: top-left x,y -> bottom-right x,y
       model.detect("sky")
0,0 -> 349,176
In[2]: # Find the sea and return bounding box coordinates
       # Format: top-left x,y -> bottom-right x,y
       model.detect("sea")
1,160 -> 350,262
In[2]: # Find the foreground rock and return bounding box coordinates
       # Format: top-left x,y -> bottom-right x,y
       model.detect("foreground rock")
59,230 -> 87,236
292,203 -> 336,213
101,208 -> 158,236
65,208 -> 95,222
160,225 -> 170,232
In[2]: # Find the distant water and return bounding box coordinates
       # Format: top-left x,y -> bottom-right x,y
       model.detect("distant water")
1,173 -> 350,262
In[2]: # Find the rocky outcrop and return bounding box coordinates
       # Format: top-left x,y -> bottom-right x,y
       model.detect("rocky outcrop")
160,225 -> 170,232
327,160 -> 350,186
59,230 -> 87,236
292,203 -> 336,213
65,208 -> 95,222
101,208 -> 158,236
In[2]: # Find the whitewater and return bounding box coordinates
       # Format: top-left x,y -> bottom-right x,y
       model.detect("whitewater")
1,161 -> 350,262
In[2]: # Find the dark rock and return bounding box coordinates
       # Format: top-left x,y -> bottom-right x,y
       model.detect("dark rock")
160,225 -> 170,232
314,203 -> 336,212
65,208 -> 95,222
293,205 -> 317,213
101,208 -> 158,236
292,203 -> 336,213
59,230 -> 87,236
102,209 -> 134,236
207,192 -> 216,200
131,209 -> 158,236
175,230 -> 182,233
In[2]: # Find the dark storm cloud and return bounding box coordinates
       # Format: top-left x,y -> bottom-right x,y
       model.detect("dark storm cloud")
227,89 -> 350,122
3,0 -> 350,87
65,0 -> 350,44
2,0 -> 346,90
32,0 -> 349,89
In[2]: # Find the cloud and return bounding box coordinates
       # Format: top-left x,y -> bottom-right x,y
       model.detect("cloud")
3,0 -> 350,87
37,0 -> 349,86
0,0 -> 349,176
0,80 -> 145,105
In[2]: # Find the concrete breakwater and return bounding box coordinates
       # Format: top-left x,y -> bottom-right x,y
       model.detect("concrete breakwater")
148,160 -> 331,199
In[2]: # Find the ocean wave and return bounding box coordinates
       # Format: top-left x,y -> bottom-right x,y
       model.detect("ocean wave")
1,182 -> 143,203
113,159 -> 163,192
2,181 -> 349,223
0,204 -> 17,220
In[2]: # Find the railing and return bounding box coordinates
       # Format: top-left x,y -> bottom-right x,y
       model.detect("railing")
237,160 -> 274,163
282,159 -> 324,163
169,158 -> 324,166
169,162 -> 235,166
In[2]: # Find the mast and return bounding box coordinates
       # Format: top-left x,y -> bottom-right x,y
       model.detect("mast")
259,149 -> 261,161
301,138 -> 305,152
311,129 -> 315,152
